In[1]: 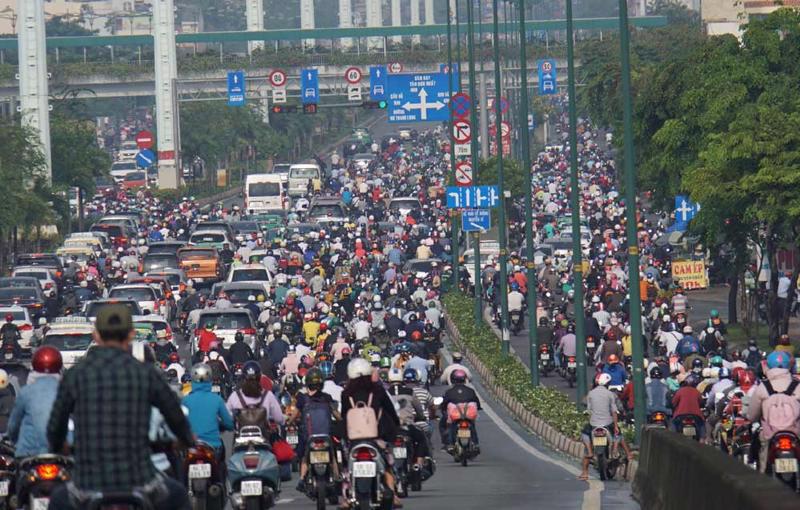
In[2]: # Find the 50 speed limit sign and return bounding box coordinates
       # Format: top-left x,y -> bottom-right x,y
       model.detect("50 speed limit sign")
344,67 -> 363,84
269,70 -> 287,88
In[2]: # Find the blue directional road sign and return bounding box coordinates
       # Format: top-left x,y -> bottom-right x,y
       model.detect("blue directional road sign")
369,65 -> 387,101
462,209 -> 491,232
445,186 -> 500,209
387,71 -> 458,123
300,68 -> 319,104
227,71 -> 245,106
537,59 -> 557,95
135,149 -> 156,168
670,194 -> 701,231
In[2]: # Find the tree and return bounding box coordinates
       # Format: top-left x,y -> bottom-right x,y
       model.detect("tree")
46,16 -> 96,36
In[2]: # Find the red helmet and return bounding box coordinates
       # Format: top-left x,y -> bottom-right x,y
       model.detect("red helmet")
607,354 -> 620,364
411,330 -> 423,342
32,346 -> 63,374
168,352 -> 180,363
4,314 -> 12,322
319,323 -> 327,332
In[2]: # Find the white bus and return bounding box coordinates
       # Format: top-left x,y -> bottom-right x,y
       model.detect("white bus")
244,174 -> 287,212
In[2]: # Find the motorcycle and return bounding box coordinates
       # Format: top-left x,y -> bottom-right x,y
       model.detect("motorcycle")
426,353 -> 441,388
585,335 -> 597,366
284,423 -> 301,472
767,431 -> 800,492
509,310 -> 523,335
448,404 -> 479,467
0,440 -> 16,509
391,428 -> 420,497
184,441 -> 225,510
347,442 -> 392,510
303,435 -> 341,510
563,355 -> 577,388
227,426 -> 281,510
538,344 -> 553,377
15,454 -> 72,510
678,415 -> 702,442
590,427 -> 622,481
646,411 -> 669,429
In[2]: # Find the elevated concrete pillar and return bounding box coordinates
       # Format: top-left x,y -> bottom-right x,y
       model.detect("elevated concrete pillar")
245,0 -> 265,54
365,0 -> 383,51
300,0 -> 315,49
410,0 -> 421,44
338,0 -> 353,49
153,0 -> 179,189
390,0 -> 402,45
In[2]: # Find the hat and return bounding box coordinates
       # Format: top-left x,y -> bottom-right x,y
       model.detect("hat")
95,304 -> 133,338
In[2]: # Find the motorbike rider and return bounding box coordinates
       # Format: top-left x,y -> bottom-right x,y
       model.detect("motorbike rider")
7,346 -> 62,457
225,361 -> 285,435
152,334 -> 177,365
579,373 -> 621,481
774,334 -> 796,357
556,323 -> 577,369
645,366 -> 671,418
440,352 -> 473,385
746,350 -> 800,472
742,339 -> 764,369
228,331 -> 255,365
0,314 -> 21,359
671,373 -> 706,441
182,363 -> 234,471
508,282 -> 525,323
386,368 -> 430,472
46,304 -> 194,510
197,323 -> 220,356
602,354 -> 627,387
675,326 -> 702,359
440,369 -> 481,451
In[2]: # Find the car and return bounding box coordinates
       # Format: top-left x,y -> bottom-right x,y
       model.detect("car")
43,317 -> 95,368
90,223 -> 135,249
83,299 -> 143,322
193,309 -> 257,352
192,221 -> 235,241
397,127 -> 416,140
55,246 -> 97,269
144,269 -> 189,300
14,254 -> 64,282
126,276 -> 177,319
245,210 -> 288,231
133,314 -> 175,343
147,241 -> 187,256
11,266 -> 58,295
389,197 -> 422,216
94,175 -> 116,198
352,127 -> 372,144
67,232 -> 112,252
352,153 -> 375,169
0,287 -> 46,322
188,229 -> 233,250
461,251 -> 500,284
226,263 -> 272,293
402,258 -> 443,278
214,282 -> 268,308
177,247 -> 222,285
288,164 -> 322,197
343,138 -> 368,158
132,321 -> 158,343
110,160 -> 139,182
0,306 -> 34,348
270,163 -> 291,182
0,277 -> 41,291
108,284 -> 160,316
231,221 -> 261,244
117,140 -> 139,161
122,171 -> 148,190
142,252 -> 180,274
97,215 -> 140,232
306,197 -> 348,225
381,134 -> 401,151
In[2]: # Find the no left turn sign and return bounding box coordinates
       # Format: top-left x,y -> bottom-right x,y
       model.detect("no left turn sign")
345,67 -> 362,84
269,69 -> 287,88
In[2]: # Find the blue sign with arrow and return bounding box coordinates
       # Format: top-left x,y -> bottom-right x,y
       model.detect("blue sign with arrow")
462,209 -> 491,232
537,59 -> 557,95
227,71 -> 245,106
445,186 -> 500,209
670,194 -> 701,231
369,65 -> 387,100
300,68 -> 319,104
135,149 -> 156,168
387,71 -> 458,123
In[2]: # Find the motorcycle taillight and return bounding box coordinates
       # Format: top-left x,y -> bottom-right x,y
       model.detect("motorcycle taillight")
653,412 -> 665,421
311,439 -> 328,450
36,464 -> 60,480
394,437 -> 405,447
243,454 -> 260,469
777,437 -> 795,451
187,445 -> 215,463
353,448 -> 375,461
568,356 -> 576,363
458,421 -> 470,429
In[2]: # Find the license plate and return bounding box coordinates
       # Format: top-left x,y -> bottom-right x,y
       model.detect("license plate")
775,458 -> 798,474
592,436 -> 608,447
0,480 -> 8,496
568,362 -> 577,368
241,479 -> 263,496
587,342 -> 595,348
31,498 -> 49,510
393,447 -> 407,459
211,385 -> 221,393
457,429 -> 471,439
682,427 -> 696,437
194,277 -> 204,282
353,461 -> 376,478
189,463 -> 211,479
540,354 -> 550,360
287,434 -> 299,446
4,353 -> 11,360
310,451 -> 330,464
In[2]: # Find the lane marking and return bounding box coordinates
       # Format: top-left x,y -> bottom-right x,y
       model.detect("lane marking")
276,497 -> 296,505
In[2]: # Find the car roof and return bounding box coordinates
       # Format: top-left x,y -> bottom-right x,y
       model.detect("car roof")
198,308 -> 252,316
190,229 -> 228,236
0,305 -> 28,313
233,263 -> 268,270
132,314 -> 168,323
110,283 -> 155,290
13,266 -> 53,273
219,282 -> 266,290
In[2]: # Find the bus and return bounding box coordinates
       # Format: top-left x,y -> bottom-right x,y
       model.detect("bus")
244,174 -> 287,212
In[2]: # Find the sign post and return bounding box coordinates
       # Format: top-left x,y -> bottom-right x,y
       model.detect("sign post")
461,209 -> 491,232
135,130 -> 154,150
344,67 -> 363,84
387,71 -> 457,123
452,119 -> 472,144
300,68 -> 319,105
369,66 -> 387,101
135,149 -> 156,168
454,161 -> 473,186
537,59 -> 557,95
227,71 -> 245,106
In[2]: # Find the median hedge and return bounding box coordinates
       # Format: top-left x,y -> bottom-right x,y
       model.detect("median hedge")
443,291 -> 586,439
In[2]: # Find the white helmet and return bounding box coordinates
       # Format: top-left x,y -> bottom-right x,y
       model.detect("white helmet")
347,358 -> 372,380
0,369 -> 8,390
597,373 -> 612,386
387,367 -> 403,383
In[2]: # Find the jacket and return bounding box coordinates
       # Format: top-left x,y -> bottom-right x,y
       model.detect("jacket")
747,367 -> 800,439
671,386 -> 703,418
602,363 -> 627,386
7,374 -> 60,457
645,380 -> 670,414
182,382 -> 234,448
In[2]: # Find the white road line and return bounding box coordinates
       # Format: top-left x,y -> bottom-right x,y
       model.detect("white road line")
276,497 -> 296,505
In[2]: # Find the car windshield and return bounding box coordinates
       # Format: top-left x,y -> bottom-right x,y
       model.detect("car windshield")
406,260 -> 438,273
15,271 -> 48,280
147,245 -> 182,255
290,168 -> 318,179
85,301 -> 141,318
231,269 -> 269,282
232,222 -> 259,233
191,233 -> 225,244
0,289 -> 36,299
390,199 -> 419,210
249,182 -> 280,196
44,333 -> 92,351
1,310 -> 27,321
125,172 -> 146,181
147,273 -> 181,286
198,313 -> 252,330
109,288 -> 156,301
309,205 -> 344,217
227,288 -> 266,303
91,225 -> 124,237
144,255 -> 178,269
0,279 -> 37,289
272,165 -> 291,174
112,162 -> 136,171
16,256 -> 59,267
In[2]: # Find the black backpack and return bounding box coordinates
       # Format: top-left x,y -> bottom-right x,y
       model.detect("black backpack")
235,390 -> 268,436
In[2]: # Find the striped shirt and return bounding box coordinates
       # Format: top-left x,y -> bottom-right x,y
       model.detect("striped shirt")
411,385 -> 434,420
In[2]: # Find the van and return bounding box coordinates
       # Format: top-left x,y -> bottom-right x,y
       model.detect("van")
245,174 -> 287,212
287,164 -> 321,197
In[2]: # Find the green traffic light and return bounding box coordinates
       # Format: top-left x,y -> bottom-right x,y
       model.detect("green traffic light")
379,100 -> 387,109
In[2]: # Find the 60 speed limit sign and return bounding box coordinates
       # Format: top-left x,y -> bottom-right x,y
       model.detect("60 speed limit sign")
269,70 -> 287,88
344,67 -> 363,84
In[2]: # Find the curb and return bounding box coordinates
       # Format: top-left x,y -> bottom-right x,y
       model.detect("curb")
444,314 -> 638,479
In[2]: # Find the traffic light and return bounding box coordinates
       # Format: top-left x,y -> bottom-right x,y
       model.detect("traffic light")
303,104 -> 318,114
362,100 -> 387,109
271,104 -> 297,114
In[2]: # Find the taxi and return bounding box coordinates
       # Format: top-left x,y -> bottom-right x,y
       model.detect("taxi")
43,317 -> 95,368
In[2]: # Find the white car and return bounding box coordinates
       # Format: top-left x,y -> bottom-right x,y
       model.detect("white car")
108,284 -> 160,315
132,314 -> 174,344
226,263 -> 272,294
0,306 -> 34,349
109,161 -> 139,183
193,309 -> 257,352
11,266 -> 58,295
389,197 -> 421,217
43,317 -> 95,368
117,141 -> 139,161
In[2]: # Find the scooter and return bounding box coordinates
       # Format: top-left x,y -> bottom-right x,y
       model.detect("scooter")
590,427 -> 622,481
538,344 -> 553,377
15,454 -> 72,510
678,415 -> 702,442
85,491 -> 154,510
391,428 -> 420,497
585,335 -> 598,366
184,441 -> 225,510
347,442 -> 392,510
767,431 -> 800,492
563,356 -> 577,388
284,423 -> 301,473
227,426 -> 281,509
0,439 -> 16,510
303,435 -> 341,510
509,310 -> 523,335
646,411 -> 669,429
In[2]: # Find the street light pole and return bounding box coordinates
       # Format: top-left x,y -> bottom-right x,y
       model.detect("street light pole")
618,0 -> 646,443
466,0 -> 482,324
491,0 -> 510,354
447,0 -> 460,292
566,0 -> 588,406
517,0 -> 539,385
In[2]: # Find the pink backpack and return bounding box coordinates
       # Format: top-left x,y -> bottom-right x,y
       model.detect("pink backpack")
446,402 -> 479,423
761,380 -> 800,439
346,393 -> 381,440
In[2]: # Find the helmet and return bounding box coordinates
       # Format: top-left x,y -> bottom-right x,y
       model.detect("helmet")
403,367 -> 419,383
191,363 -> 212,383
347,358 -> 373,379
168,352 -> 180,363
319,360 -> 334,379
379,356 -> 391,369
710,309 -> 719,318
452,352 -> 463,363
597,373 -> 612,386
243,360 -> 261,380
387,368 -> 403,383
739,370 -> 756,391
718,367 -> 731,379
649,366 -> 663,379
341,346 -> 352,356
539,317 -> 549,327
683,325 -> 693,334
397,343 -> 412,355
779,334 -> 790,346
766,351 -> 792,370
451,369 -> 467,384
235,331 -> 244,342
691,358 -> 705,370
411,331 -> 423,342
4,314 -> 12,322
306,368 -> 324,390
607,354 -> 619,364
510,282 -> 520,291
709,355 -> 723,368
0,369 -> 7,390
32,346 -> 63,374
684,373 -> 700,387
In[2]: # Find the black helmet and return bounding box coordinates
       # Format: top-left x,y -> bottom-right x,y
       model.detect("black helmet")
451,369 -> 467,384
691,358 -> 704,370
538,317 -> 549,327
235,331 -> 244,342
649,366 -> 663,379
243,360 -> 261,380
306,367 -> 324,390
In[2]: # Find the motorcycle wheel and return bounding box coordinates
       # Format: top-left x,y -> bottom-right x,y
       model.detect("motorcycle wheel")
191,488 -> 207,510
396,477 -> 407,498
244,496 -> 262,510
596,452 -> 607,481
316,478 -> 327,510
357,495 -> 372,510
461,453 -> 468,467
568,377 -> 574,389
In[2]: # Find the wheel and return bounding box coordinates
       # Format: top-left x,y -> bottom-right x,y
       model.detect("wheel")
357,495 -> 371,510
596,453 -> 607,481
244,496 -> 262,510
411,480 -> 422,492
568,378 -> 574,388
461,453 -> 468,467
316,479 -> 327,510
396,477 -> 407,498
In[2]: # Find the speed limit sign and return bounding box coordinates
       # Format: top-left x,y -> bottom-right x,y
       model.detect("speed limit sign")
268,69 -> 287,88
344,67 -> 362,84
